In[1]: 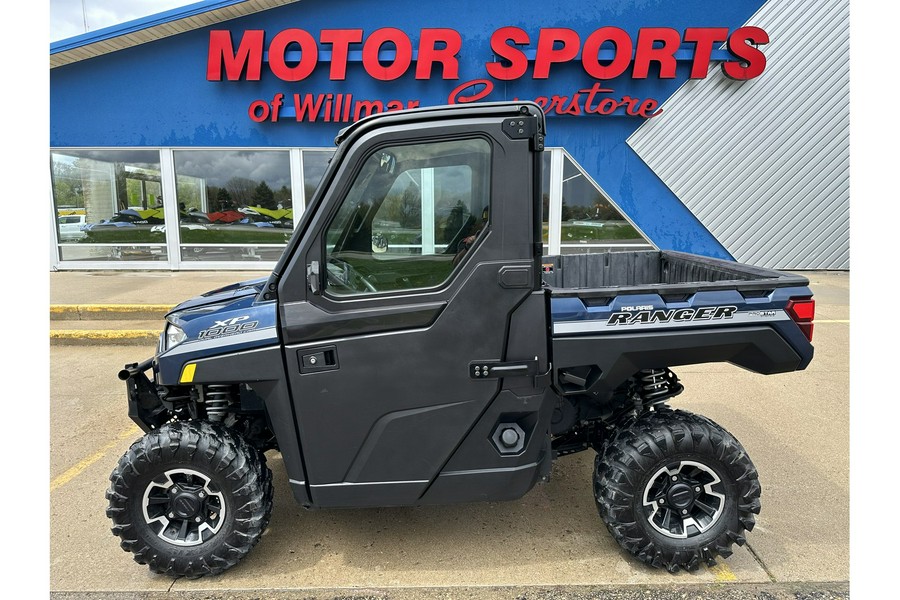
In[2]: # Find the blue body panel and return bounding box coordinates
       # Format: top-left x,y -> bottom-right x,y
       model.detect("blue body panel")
550,284 -> 815,366
155,281 -> 279,384
551,286 -> 810,325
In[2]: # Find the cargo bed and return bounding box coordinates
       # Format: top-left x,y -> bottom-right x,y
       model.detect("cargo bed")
541,250 -> 809,297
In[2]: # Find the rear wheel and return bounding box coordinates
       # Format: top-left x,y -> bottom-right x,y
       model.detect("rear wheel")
106,421 -> 273,578
594,408 -> 760,572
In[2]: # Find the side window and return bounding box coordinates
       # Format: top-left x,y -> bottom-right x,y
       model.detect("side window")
324,138 -> 491,296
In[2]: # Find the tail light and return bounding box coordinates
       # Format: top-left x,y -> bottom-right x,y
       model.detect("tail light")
786,298 -> 815,342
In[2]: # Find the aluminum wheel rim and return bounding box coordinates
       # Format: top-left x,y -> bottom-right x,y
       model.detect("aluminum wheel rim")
141,468 -> 226,547
642,460 -> 725,539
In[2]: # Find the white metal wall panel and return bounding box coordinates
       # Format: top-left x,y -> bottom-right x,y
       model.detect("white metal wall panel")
627,0 -> 849,270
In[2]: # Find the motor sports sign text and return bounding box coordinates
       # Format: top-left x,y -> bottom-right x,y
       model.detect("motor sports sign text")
207,26 -> 769,123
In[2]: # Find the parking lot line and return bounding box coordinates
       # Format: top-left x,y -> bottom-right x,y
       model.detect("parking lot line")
50,424 -> 141,492
708,562 -> 738,582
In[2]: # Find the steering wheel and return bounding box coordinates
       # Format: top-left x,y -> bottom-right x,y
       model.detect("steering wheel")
326,256 -> 378,293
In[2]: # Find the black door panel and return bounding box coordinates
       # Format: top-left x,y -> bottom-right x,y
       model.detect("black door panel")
285,260 -> 531,494
278,110 -> 548,508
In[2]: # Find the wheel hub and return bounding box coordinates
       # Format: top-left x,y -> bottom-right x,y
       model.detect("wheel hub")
642,460 -> 726,539
170,490 -> 202,519
665,482 -> 695,510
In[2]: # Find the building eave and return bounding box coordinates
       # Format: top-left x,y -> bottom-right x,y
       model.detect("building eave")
50,0 -> 300,69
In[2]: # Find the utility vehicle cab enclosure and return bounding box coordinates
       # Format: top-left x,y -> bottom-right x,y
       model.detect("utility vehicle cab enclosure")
109,102 -> 815,578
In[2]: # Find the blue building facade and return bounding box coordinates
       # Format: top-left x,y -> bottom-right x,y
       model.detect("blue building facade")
50,0 -> 848,270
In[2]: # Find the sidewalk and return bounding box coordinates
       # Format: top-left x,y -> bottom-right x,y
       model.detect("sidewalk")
49,270 -> 270,344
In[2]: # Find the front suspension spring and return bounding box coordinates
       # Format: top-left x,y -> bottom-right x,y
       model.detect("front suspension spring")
205,384 -> 232,422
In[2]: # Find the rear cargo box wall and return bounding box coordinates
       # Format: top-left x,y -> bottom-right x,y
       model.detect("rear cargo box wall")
541,251 -> 661,288
661,254 -> 754,285
541,251 -> 758,288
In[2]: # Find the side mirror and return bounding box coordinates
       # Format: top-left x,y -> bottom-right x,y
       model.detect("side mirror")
307,260 -> 321,295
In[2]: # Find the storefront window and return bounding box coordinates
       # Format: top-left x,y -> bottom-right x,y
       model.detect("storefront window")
51,150 -> 166,262
49,146 -> 648,268
559,154 -> 652,254
173,150 -> 293,262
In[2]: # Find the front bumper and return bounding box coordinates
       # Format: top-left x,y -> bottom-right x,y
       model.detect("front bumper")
119,357 -> 168,432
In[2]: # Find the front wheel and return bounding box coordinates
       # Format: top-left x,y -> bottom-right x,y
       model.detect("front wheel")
106,421 -> 273,578
594,408 -> 761,573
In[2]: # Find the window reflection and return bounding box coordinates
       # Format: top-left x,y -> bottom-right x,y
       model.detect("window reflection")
174,150 -> 293,261
559,154 -> 652,253
50,150 -> 166,261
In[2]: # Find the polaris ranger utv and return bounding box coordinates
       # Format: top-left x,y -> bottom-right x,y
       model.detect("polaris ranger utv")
108,101 -> 815,577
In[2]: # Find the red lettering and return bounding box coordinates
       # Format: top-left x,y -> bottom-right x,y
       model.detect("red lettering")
546,94 -> 582,115
447,79 -> 494,104
723,26 -> 769,80
270,93 -> 283,121
580,83 -> 612,113
684,27 -> 729,79
354,99 -> 384,120
294,93 -> 325,122
363,28 -> 413,81
486,27 -> 530,80
416,29 -> 461,79
207,30 -> 263,81
638,98 -> 662,118
620,95 -> 640,116
533,28 -> 580,79
581,27 -> 632,80
268,29 -> 318,81
633,27 -> 681,78
320,29 -> 363,80
597,98 -> 619,115
248,100 -> 269,122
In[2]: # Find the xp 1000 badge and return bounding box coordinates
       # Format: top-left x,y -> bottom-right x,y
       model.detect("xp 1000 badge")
198,316 -> 259,340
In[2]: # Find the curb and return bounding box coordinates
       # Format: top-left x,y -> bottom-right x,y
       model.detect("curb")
51,330 -> 159,346
51,304 -> 172,321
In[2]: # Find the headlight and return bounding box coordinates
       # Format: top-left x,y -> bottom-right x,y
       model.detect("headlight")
164,323 -> 187,351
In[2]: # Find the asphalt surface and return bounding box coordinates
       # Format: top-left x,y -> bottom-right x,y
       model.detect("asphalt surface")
48,270 -> 850,598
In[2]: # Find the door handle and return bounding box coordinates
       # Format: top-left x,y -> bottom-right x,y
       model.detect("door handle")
469,359 -> 539,379
298,346 -> 339,374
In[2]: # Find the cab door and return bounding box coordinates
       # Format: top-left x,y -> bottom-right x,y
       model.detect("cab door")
278,112 -> 544,507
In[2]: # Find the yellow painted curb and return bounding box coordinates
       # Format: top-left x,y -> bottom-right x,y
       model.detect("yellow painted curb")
50,304 -> 173,321
50,330 -> 159,345
51,329 -> 157,339
51,303 -> 172,312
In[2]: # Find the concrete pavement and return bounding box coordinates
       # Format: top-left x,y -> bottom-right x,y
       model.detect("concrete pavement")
48,269 -> 850,597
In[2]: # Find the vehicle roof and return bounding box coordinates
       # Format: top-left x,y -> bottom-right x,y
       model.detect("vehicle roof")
334,101 -> 546,146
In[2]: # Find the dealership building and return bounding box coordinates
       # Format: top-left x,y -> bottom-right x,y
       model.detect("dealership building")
49,0 -> 848,271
